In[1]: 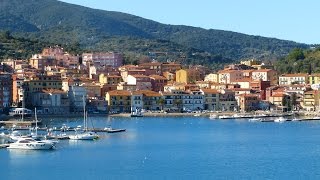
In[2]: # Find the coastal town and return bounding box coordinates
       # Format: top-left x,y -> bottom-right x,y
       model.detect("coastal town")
0,46 -> 319,118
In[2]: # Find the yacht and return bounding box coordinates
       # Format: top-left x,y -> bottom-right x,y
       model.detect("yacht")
69,96 -> 99,140
8,108 -> 32,118
7,138 -> 55,150
274,117 -> 286,123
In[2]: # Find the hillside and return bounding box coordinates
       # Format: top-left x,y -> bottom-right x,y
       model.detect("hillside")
0,0 -> 309,61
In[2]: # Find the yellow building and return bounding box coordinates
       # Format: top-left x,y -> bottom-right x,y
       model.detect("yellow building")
204,73 -> 218,83
99,74 -> 122,85
309,74 -> 320,85
105,90 -> 131,113
176,69 -> 188,83
303,90 -> 319,111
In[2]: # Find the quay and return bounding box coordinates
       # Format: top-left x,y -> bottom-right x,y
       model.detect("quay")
0,120 -> 42,127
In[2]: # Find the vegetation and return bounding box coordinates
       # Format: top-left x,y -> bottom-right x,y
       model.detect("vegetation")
0,0 -> 309,62
275,47 -> 320,74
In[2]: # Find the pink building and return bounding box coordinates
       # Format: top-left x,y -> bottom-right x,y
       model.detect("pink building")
82,52 -> 123,68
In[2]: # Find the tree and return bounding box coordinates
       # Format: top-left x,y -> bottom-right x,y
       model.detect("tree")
157,98 -> 165,110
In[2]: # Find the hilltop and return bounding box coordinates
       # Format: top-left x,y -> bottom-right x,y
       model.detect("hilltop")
0,0 -> 309,63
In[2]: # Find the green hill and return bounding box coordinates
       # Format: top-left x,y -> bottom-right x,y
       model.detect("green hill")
0,0 -> 309,62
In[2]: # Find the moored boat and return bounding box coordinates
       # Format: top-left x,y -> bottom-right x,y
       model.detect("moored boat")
7,138 -> 55,150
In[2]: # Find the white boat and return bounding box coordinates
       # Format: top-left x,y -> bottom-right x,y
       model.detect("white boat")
69,96 -> 99,140
7,138 -> 54,150
69,131 -> 98,140
8,108 -> 32,118
248,117 -> 262,122
274,117 -> 286,123
209,114 -> 218,119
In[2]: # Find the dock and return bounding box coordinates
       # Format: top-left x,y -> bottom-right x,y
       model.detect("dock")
0,120 -> 42,127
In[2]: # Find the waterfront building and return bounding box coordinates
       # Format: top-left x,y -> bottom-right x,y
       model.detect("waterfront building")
68,86 -> 87,113
23,75 -> 63,107
251,69 -> 278,85
131,91 -> 143,113
0,73 -> 12,111
81,83 -> 102,99
218,89 -> 237,111
139,90 -> 162,111
302,90 -> 319,112
200,89 -> 220,111
106,90 -> 131,113
238,94 -> 260,112
279,73 -> 309,85
32,89 -> 69,114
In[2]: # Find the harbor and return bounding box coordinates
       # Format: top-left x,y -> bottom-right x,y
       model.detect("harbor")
2,115 -> 320,179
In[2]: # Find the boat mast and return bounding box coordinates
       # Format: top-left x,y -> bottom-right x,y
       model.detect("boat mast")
83,95 -> 86,131
35,107 -> 37,136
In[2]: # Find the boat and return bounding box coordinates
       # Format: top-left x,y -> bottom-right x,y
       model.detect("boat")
209,114 -> 218,119
248,117 -> 262,122
69,96 -> 99,140
274,117 -> 287,123
131,107 -> 143,117
7,137 -> 55,150
8,108 -> 32,118
104,126 -> 126,133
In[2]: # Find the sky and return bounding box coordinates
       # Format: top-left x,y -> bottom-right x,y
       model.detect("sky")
60,0 -> 320,44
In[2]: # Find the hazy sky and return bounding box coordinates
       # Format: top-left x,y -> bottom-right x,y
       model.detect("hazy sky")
60,0 -> 319,44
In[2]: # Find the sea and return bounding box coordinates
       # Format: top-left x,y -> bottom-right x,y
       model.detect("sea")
1,115 -> 320,179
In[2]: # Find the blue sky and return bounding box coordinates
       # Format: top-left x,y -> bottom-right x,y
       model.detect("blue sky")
60,0 -> 319,44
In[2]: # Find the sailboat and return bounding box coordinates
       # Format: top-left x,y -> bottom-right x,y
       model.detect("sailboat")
69,96 -> 99,140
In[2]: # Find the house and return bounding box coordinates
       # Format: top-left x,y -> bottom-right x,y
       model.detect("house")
238,94 -> 260,112
251,69 -> 278,85
200,89 -> 219,111
149,75 -> 168,92
218,69 -> 243,84
127,74 -> 152,90
32,89 -> 69,114
303,90 -> 320,111
82,52 -> 123,68
176,69 -> 203,84
279,73 -> 309,85
68,86 -> 87,113
0,73 -> 12,111
204,73 -> 219,83
218,89 -> 237,111
105,90 -> 131,113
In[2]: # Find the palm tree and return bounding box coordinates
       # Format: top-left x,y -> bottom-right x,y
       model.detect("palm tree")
157,98 -> 165,111
173,99 -> 183,112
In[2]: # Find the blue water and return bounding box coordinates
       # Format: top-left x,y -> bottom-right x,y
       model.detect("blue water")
2,116 -> 320,179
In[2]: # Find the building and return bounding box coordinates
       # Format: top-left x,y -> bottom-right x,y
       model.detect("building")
68,86 -> 87,113
218,89 -> 237,111
238,94 -> 260,112
106,90 -> 131,113
251,69 -> 278,85
99,74 -> 122,85
82,52 -> 123,68
204,73 -> 219,83
200,89 -> 219,111
303,90 -> 319,111
218,69 -> 243,84
32,89 -> 69,114
279,73 -> 309,85
149,75 -> 168,92
127,74 -> 152,91
176,69 -> 203,84
0,73 -> 12,111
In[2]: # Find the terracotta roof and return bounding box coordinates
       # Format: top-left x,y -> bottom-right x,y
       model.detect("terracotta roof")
201,88 -> 219,94
149,75 -> 167,80
271,93 -> 284,97
42,89 -> 66,94
130,74 -> 149,78
252,69 -> 275,72
280,73 -> 308,77
107,90 -> 131,96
